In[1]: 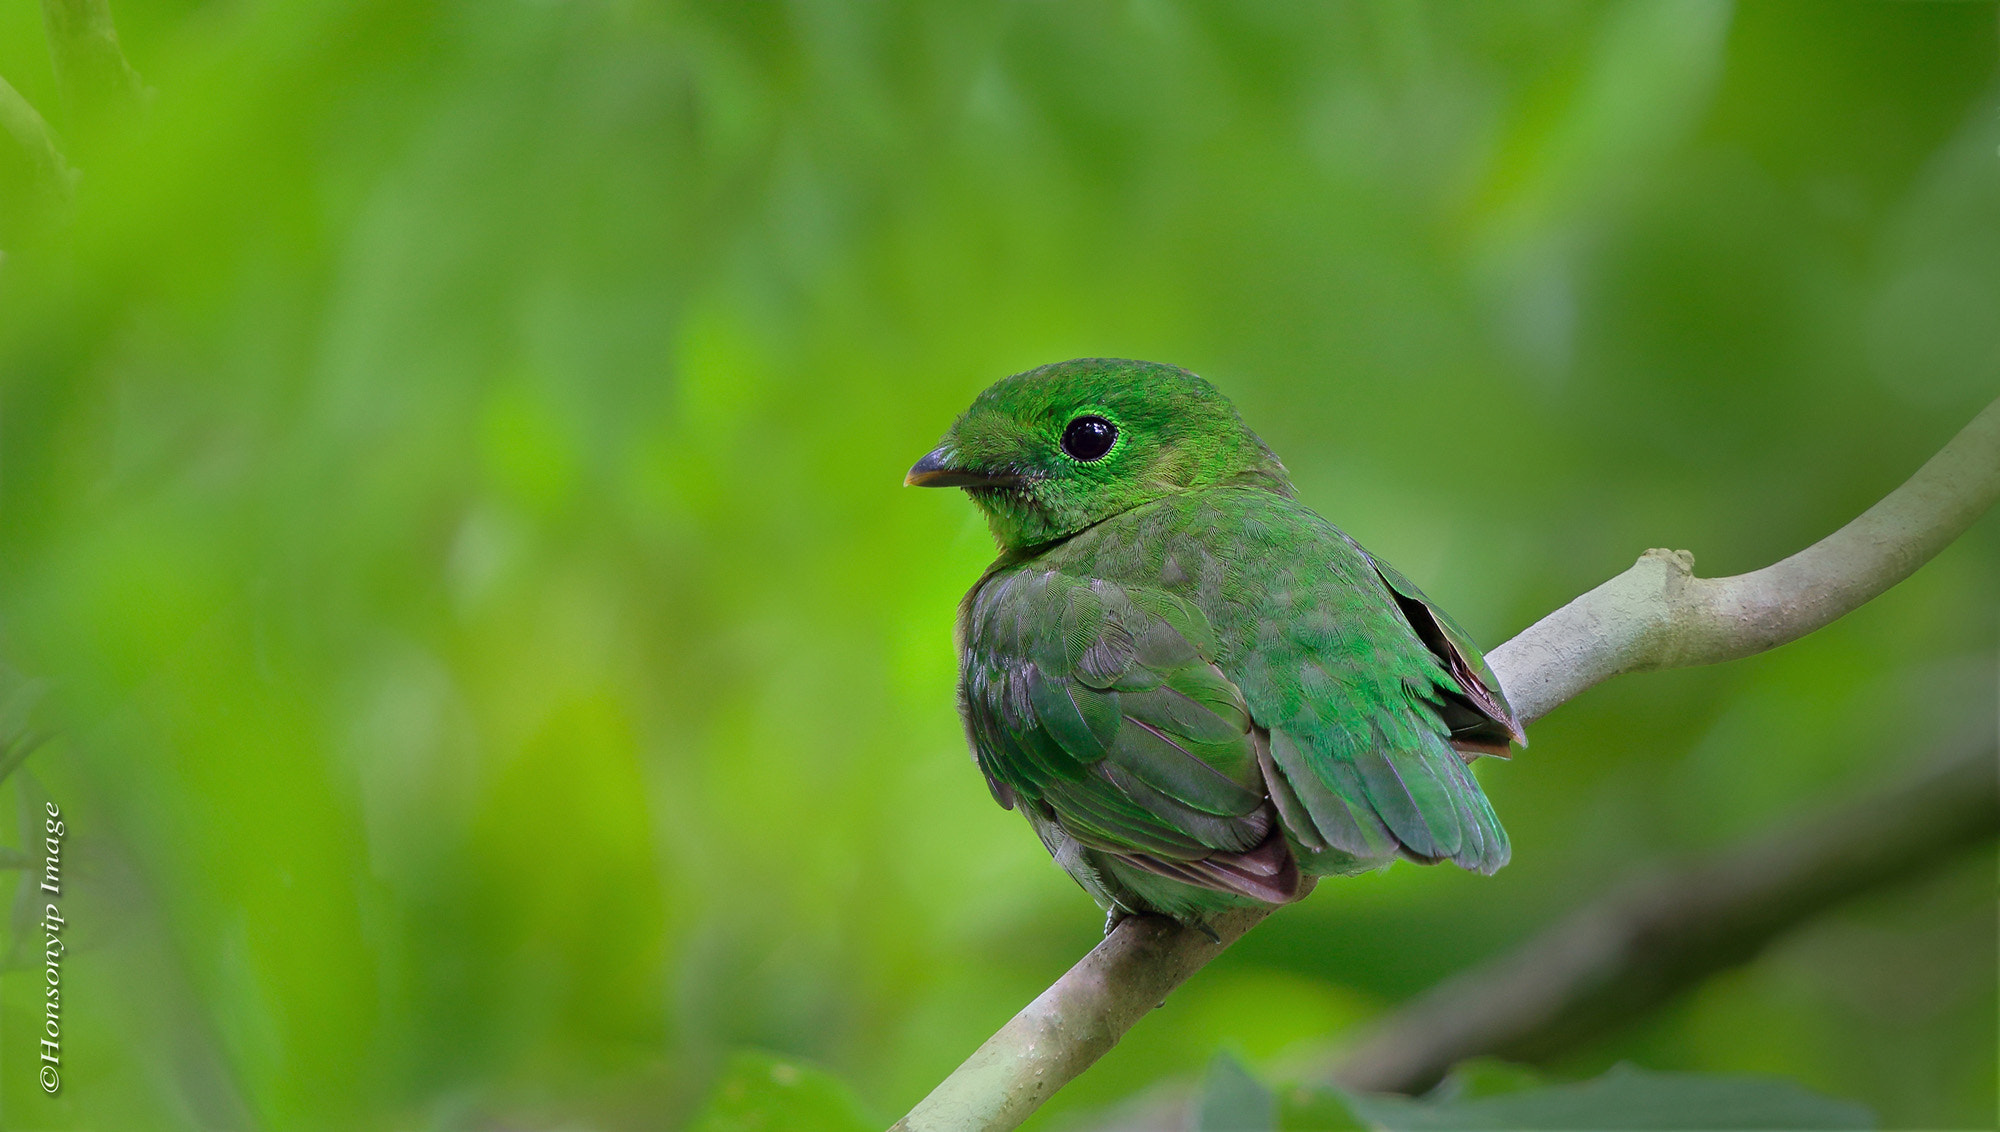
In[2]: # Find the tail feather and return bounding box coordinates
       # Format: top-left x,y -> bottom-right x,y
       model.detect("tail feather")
1120,822 -> 1302,905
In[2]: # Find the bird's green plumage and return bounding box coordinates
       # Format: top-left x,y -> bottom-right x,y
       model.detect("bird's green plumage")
914,359 -> 1521,927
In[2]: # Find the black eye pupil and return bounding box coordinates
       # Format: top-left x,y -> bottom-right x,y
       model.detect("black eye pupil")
1061,416 -> 1117,462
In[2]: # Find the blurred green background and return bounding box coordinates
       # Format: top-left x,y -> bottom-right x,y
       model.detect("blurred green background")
0,1 -> 1995,1129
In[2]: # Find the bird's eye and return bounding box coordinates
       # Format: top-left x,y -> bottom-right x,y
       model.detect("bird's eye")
1060,416 -> 1117,462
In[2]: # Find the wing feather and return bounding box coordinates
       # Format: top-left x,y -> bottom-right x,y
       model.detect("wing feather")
962,569 -> 1300,905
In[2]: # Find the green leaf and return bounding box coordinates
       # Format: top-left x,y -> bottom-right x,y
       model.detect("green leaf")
1197,1049 -> 1277,1132
1430,1058 -> 1546,1102
1279,1082 -> 1370,1131
687,1051 -> 877,1132
1314,1063 -> 1875,1131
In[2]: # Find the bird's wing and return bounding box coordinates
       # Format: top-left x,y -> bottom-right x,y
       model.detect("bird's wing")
960,567 -> 1299,903
1226,518 -> 1515,876
1342,535 -> 1526,757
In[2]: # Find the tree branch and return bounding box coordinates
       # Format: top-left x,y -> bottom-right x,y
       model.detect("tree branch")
1080,736 -> 1998,1129
1330,734 -> 1999,1094
892,395 -> 2000,1132
887,906 -> 1267,1132
1494,395 -> 2000,726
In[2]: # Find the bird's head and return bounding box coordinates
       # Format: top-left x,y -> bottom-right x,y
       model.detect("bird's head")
906,358 -> 1292,551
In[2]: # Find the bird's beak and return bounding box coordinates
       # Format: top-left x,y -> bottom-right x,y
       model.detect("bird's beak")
904,446 -> 1025,488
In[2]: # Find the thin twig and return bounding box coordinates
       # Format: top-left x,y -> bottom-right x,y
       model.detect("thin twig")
0,73 -> 75,198
892,395 -> 2000,1132
40,0 -> 147,126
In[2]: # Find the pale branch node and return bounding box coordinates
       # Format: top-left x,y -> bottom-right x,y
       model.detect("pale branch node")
1329,734 -> 1999,1095
891,395 -> 2000,1132
1495,395 -> 2000,726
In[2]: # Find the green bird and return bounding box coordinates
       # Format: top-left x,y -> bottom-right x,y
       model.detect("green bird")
907,358 -> 1523,930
